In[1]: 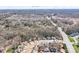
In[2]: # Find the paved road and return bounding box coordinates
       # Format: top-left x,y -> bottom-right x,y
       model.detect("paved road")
49,18 -> 75,53
58,27 -> 75,53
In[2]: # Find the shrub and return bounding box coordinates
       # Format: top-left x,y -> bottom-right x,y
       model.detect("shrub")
63,44 -> 68,53
20,34 -> 34,42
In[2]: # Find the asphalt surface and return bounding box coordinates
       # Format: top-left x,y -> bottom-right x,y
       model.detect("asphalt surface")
49,18 -> 75,53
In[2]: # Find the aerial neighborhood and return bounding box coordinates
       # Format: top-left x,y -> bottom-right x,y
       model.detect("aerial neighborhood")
0,9 -> 79,53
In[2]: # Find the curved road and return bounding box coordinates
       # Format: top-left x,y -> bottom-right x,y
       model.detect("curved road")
58,27 -> 75,53
48,17 -> 75,53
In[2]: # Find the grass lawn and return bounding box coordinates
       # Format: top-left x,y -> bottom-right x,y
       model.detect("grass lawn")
73,44 -> 79,53
6,45 -> 18,53
68,37 -> 75,42
6,48 -> 14,53
77,38 -> 79,43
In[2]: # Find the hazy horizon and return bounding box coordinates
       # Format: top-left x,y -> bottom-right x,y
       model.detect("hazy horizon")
0,6 -> 79,9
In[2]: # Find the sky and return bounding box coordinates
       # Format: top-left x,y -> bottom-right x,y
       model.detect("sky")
0,0 -> 79,9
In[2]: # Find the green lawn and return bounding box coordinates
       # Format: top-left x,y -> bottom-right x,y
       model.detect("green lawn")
6,45 -> 18,53
68,37 -> 75,42
77,38 -> 79,43
73,44 -> 79,53
6,48 -> 14,53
